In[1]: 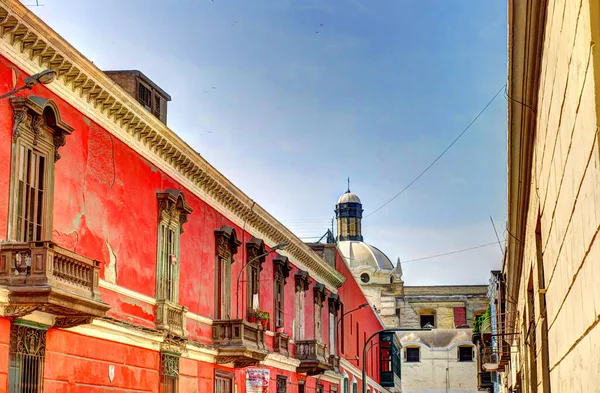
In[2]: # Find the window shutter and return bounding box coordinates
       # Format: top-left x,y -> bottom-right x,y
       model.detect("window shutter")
453,307 -> 466,327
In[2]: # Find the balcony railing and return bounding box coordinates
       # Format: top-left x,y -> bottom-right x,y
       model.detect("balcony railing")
274,331 -> 290,356
212,319 -> 268,367
0,241 -> 109,327
156,300 -> 187,338
294,340 -> 331,375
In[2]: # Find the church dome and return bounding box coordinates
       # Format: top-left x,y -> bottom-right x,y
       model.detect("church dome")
338,240 -> 394,272
337,191 -> 361,204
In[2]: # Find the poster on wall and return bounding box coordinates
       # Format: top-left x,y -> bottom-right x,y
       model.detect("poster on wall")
246,368 -> 270,393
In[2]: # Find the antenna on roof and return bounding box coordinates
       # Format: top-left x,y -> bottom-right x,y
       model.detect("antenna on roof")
347,177 -> 350,192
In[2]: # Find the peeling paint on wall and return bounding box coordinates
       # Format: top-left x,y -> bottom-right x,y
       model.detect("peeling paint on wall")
105,240 -> 117,284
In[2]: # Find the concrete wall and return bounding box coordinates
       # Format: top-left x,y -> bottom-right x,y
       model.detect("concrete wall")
506,0 -> 600,392
400,343 -> 479,393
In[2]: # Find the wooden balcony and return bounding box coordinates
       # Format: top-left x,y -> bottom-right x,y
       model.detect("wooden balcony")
294,340 -> 332,375
212,319 -> 268,367
156,300 -> 187,338
0,241 -> 109,327
274,331 -> 290,356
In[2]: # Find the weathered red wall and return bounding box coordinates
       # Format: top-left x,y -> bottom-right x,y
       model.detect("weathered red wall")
0,53 -> 384,391
335,249 -> 383,383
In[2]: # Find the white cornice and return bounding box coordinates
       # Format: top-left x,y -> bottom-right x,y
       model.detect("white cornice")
0,0 -> 344,292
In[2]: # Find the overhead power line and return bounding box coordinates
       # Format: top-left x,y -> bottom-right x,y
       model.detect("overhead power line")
400,242 -> 499,264
363,83 -> 507,220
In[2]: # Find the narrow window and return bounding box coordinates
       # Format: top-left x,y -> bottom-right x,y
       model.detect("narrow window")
214,370 -> 234,393
138,82 -> 152,110
458,346 -> 473,362
9,324 -> 46,393
405,347 -> 420,362
276,376 -> 287,393
15,147 -> 47,242
352,382 -> 358,393
8,100 -> 72,243
154,95 -> 162,119
313,284 -> 326,341
160,353 -> 179,393
316,384 -> 324,393
275,278 -> 284,327
215,256 -> 230,319
298,382 -> 305,393
328,295 -> 340,355
245,238 -> 266,318
214,227 -> 240,320
155,190 -> 192,304
273,255 -> 290,329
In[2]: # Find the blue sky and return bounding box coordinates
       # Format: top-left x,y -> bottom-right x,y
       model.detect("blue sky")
30,0 -> 507,285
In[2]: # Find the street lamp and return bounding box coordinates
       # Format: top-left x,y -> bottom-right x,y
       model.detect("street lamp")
0,69 -> 57,100
235,242 -> 286,319
361,327 -> 431,393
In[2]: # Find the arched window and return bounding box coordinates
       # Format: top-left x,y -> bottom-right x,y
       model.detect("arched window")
360,273 -> 370,283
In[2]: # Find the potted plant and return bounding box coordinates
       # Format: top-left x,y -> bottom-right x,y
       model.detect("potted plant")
248,309 -> 258,323
259,311 -> 269,329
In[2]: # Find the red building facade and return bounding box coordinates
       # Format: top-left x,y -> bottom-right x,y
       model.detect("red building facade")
0,1 -> 389,392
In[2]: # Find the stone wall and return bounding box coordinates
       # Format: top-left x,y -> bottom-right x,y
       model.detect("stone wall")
507,0 -> 600,391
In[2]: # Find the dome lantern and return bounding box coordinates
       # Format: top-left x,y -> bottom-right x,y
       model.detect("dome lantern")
335,182 -> 363,242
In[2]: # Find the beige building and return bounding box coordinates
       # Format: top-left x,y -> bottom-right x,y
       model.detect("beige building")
333,189 -> 489,392
503,0 -> 600,392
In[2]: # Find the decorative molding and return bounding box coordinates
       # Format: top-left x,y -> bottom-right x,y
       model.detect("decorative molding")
156,188 -> 193,234
54,315 -> 94,328
295,270 -> 310,293
328,294 -> 340,315
0,0 -> 345,291
10,95 -> 74,161
273,254 -> 292,284
246,237 -> 267,271
215,226 -> 241,260
313,283 -> 326,306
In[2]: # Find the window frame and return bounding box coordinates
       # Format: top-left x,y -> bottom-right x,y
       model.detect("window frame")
458,346 -> 474,362
405,347 -> 420,363
214,369 -> 234,393
8,322 -> 47,393
214,227 -> 240,320
155,190 -> 192,304
160,352 -> 179,393
419,314 -> 435,328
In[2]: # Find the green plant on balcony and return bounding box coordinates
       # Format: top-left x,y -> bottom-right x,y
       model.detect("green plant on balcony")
473,304 -> 491,333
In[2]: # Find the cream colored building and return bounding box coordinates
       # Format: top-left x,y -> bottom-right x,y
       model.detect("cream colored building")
503,0 -> 600,392
333,189 -> 488,392
399,330 -> 479,393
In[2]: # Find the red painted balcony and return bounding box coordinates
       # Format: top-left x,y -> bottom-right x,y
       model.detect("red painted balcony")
212,319 -> 268,367
294,340 -> 332,375
0,241 -> 109,327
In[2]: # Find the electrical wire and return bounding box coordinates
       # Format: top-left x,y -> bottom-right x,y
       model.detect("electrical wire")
400,241 -> 499,264
363,83 -> 506,220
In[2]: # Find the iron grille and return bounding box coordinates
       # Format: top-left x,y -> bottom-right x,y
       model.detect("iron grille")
276,376 -> 287,393
9,324 -> 46,393
160,353 -> 179,393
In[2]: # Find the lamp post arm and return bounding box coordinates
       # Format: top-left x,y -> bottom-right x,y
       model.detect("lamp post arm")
0,85 -> 29,100
235,250 -> 272,319
361,327 -> 431,393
